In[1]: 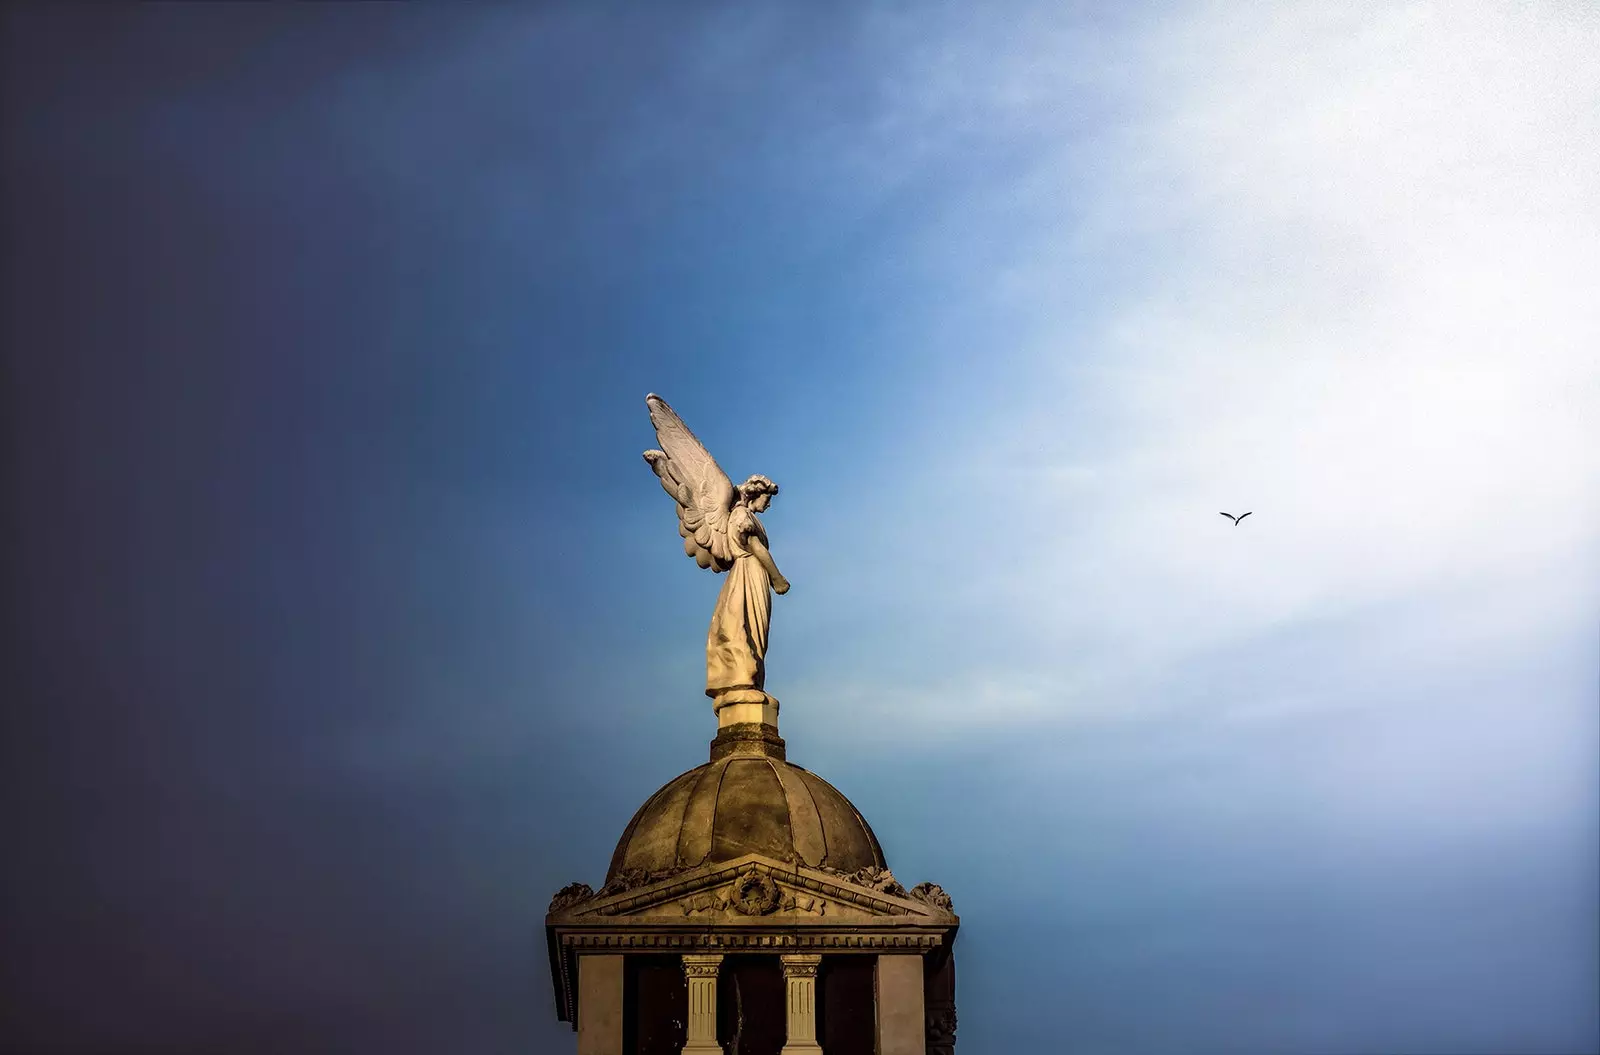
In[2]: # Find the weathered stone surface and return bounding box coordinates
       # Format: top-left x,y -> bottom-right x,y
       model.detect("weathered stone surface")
875,953 -> 927,1055
576,954 -> 624,1055
925,948 -> 958,1055
708,721 -> 787,762
822,864 -> 906,897
604,754 -> 885,884
545,855 -> 959,1029
554,856 -> 953,926
681,954 -> 724,1052
780,953 -> 824,1054
909,881 -> 954,913
549,882 -> 595,913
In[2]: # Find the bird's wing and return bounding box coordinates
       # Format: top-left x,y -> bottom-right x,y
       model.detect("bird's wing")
642,394 -> 736,571
1219,512 -> 1237,522
1237,512 -> 1252,522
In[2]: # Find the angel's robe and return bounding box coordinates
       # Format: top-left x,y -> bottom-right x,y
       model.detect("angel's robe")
706,505 -> 772,698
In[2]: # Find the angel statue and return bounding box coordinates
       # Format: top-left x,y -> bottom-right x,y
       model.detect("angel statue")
643,394 -> 790,718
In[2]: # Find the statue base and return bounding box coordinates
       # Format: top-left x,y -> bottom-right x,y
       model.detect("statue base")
709,721 -> 787,761
711,688 -> 779,730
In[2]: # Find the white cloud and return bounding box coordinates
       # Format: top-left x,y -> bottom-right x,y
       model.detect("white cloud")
795,0 -> 1600,742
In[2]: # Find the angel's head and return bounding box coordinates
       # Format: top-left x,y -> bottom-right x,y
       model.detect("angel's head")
738,474 -> 779,512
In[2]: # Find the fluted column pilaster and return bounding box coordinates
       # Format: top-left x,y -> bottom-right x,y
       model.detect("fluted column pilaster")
680,953 -> 724,1053
780,953 -> 823,1054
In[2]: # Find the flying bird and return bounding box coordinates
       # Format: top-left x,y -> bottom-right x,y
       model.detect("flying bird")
1220,512 -> 1252,525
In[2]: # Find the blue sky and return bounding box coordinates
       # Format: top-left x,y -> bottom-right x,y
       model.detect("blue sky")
3,3 -> 1596,1053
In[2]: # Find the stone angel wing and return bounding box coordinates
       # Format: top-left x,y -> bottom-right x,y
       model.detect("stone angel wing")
643,394 -> 738,572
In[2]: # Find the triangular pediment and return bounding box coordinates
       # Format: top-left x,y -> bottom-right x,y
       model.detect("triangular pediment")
543,855 -> 960,1025
546,854 -> 957,925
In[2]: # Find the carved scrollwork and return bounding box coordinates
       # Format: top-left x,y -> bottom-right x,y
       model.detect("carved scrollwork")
548,882 -> 595,913
821,865 -> 907,897
596,866 -> 685,899
680,883 -> 827,918
927,1005 -> 958,1049
597,868 -> 650,897
779,891 -> 827,916
682,955 -> 724,979
680,887 -> 734,917
909,882 -> 954,913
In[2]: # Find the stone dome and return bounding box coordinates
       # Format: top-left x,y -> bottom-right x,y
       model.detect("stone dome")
606,738 -> 887,883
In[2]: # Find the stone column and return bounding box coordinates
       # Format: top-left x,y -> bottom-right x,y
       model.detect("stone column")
875,953 -> 926,1055
925,950 -> 957,1055
577,954 -> 625,1055
681,953 -> 725,1053
779,953 -> 823,1054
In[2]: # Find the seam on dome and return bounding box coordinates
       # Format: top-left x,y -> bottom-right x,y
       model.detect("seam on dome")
861,809 -> 887,868
676,759 -> 727,869
799,770 -> 846,869
765,759 -> 796,863
820,771 -> 885,870
793,765 -> 830,868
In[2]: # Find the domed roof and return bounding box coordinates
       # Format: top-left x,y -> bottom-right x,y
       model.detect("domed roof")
606,740 -> 886,883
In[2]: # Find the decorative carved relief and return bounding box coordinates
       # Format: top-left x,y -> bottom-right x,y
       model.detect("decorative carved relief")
548,882 -> 594,913
596,866 -> 686,898
682,956 -> 724,979
732,872 -> 781,915
597,868 -> 649,897
678,882 -> 827,918
679,887 -> 734,917
927,1005 -> 958,1053
909,882 -> 954,913
779,891 -> 827,916
561,931 -> 944,951
822,864 -> 907,897
574,859 -> 944,921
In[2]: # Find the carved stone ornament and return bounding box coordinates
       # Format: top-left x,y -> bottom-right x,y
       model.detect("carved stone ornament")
731,871 -> 781,915
548,882 -> 595,913
682,956 -> 724,979
781,891 -> 827,916
679,887 -> 735,917
680,883 -> 827,918
822,865 -> 906,897
909,882 -> 954,913
596,866 -> 686,899
928,1006 -> 958,1046
561,931 -> 944,952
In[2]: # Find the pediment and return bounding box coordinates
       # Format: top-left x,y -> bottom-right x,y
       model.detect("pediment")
546,854 -> 957,925
544,855 -> 960,1025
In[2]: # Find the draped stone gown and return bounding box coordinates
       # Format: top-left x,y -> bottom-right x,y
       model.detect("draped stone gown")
705,505 -> 772,699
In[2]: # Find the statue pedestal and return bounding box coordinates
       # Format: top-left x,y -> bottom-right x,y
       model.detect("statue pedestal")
712,689 -> 779,729
708,721 -> 787,763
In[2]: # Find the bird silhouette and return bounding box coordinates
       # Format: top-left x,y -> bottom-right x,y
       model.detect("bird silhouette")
1220,511 -> 1252,525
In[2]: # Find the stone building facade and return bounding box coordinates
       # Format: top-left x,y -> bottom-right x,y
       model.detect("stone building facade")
546,723 -> 958,1054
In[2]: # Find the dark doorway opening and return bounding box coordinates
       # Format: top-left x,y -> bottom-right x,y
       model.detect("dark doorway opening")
625,955 -> 687,1055
819,954 -> 877,1055
717,954 -> 786,1055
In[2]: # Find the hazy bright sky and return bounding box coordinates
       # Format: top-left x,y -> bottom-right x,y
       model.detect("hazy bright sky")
3,3 -> 1596,1053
